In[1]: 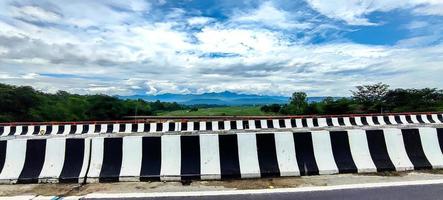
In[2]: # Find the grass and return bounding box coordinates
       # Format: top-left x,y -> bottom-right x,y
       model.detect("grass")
158,106 -> 279,116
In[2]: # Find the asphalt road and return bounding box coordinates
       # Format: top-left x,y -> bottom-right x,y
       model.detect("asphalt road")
85,183 -> 443,200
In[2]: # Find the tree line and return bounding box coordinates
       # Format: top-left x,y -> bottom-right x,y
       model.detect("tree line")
0,83 -> 183,122
261,83 -> 443,115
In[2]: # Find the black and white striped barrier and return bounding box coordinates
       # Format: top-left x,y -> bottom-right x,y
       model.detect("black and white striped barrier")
0,138 -> 90,184
2,127 -> 441,184
1,114 -> 442,137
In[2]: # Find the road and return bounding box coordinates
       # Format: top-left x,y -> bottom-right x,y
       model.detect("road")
84,181 -> 443,200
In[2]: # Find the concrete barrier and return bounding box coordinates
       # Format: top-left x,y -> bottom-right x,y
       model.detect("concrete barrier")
85,127 -> 443,183
0,138 -> 90,184
0,114 -> 442,137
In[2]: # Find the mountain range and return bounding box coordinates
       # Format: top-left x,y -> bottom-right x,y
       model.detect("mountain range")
119,91 -> 331,105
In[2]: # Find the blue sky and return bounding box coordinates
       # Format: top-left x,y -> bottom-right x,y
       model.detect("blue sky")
0,0 -> 442,96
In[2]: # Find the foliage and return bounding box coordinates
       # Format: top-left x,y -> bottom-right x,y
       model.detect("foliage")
0,83 -> 183,122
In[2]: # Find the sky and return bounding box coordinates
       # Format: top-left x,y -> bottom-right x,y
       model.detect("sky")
0,0 -> 442,97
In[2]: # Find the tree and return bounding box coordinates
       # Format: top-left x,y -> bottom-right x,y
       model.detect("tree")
287,92 -> 308,114
351,82 -> 389,113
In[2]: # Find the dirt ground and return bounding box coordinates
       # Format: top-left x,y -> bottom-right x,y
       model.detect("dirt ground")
2,170 -> 443,197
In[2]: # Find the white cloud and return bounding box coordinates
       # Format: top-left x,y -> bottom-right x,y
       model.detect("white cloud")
11,5 -> 62,23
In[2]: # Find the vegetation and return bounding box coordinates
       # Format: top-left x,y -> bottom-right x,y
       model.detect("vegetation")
261,83 -> 443,115
0,83 -> 183,122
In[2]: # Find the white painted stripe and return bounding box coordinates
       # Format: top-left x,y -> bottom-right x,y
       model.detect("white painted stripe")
26,126 -> 35,136
366,117 -> 376,126
200,121 -> 206,131
137,123 -> 144,133
306,118 -> 315,127
87,137 -> 104,180
212,121 -> 219,131
175,122 -> 181,131
260,120 -> 267,129
78,138 -> 91,182
249,120 -> 256,130
237,133 -> 260,178
377,116 -> 387,125
421,114 -> 431,123
354,117 -> 364,126
13,126 -> 22,136
200,134 -> 221,180
224,121 -> 231,130
284,119 -> 292,128
75,125 -> 83,134
411,115 -> 420,124
236,120 -> 243,130
113,124 -> 120,133
185,122 -> 193,132
419,128 -> 443,169
150,123 -> 157,132
40,125 -> 47,135
160,135 -> 181,181
83,179 -> 443,199
383,128 -> 414,171
317,118 -> 327,127
295,119 -> 303,127
162,122 -> 169,132
0,139 -> 27,181
100,124 -> 107,133
388,116 -> 398,125
50,125 -> 58,135
274,132 -> 299,176
63,125 -> 71,135
311,131 -> 338,175
347,129 -> 377,173
120,136 -> 143,181
432,114 -> 441,124
87,124 -> 95,134
399,115 -> 409,124
343,117 -> 353,126
272,119 -> 280,129
39,138 -> 66,181
124,124 -> 131,133
331,118 -> 340,126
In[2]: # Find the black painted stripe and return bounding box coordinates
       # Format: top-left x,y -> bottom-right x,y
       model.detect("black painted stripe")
290,119 -> 296,128
206,121 -> 213,131
0,140 -> 6,174
8,126 -> 16,136
193,121 -> 200,131
106,124 -> 113,133
256,134 -> 280,177
144,123 -> 151,132
394,116 -> 403,124
57,125 -> 65,134
326,118 -> 333,126
230,121 -> 237,130
438,115 -> 443,123
313,118 -> 319,127
426,115 -> 436,123
99,138 -> 123,182
402,129 -> 432,170
361,117 -> 369,125
156,123 -> 162,132
132,123 -> 138,132
437,129 -> 443,155
33,126 -> 41,135
180,136 -> 201,180
218,121 -> 225,130
330,131 -> 357,173
242,120 -> 249,129
82,124 -> 89,134
168,122 -> 176,132
45,126 -> 52,135
69,125 -> 76,134
119,124 -> 125,132
94,124 -> 101,133
18,139 -> 46,184
405,115 -> 414,123
383,116 -> 392,125
21,126 -> 29,135
372,116 -> 380,125
180,122 -> 187,131
416,115 -> 426,124
338,118 -> 345,126
265,120 -> 273,129
278,120 -> 285,128
350,117 -> 357,126
255,120 -> 262,129
0,126 -> 3,135
366,130 -> 395,172
293,132 -> 319,175
59,139 -> 85,183
219,135 -> 241,179
301,119 -> 308,127
140,137 -> 161,181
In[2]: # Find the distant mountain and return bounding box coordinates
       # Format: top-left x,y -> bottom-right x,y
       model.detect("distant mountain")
119,91 -> 333,105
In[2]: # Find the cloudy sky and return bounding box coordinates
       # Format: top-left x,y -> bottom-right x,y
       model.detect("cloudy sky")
0,0 -> 442,97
